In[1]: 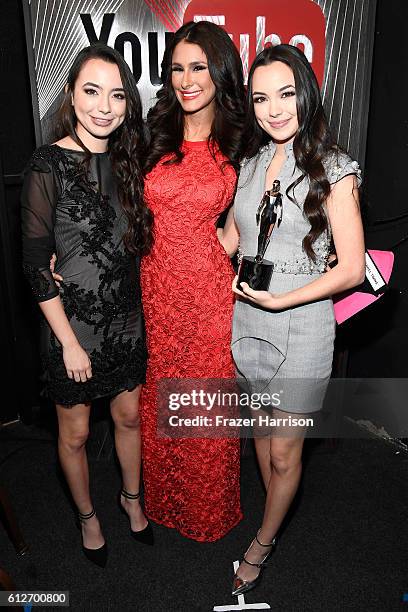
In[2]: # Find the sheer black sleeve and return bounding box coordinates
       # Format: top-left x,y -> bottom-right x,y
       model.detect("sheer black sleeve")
21,150 -> 60,302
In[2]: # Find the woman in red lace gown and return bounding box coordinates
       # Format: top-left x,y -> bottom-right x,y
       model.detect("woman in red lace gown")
140,21 -> 246,541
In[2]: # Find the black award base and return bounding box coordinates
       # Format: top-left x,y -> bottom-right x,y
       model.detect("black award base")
237,256 -> 274,291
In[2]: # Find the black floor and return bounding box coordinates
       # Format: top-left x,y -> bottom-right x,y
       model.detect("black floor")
0,416 -> 407,612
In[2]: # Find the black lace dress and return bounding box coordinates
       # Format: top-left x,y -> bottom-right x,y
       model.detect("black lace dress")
21,144 -> 147,405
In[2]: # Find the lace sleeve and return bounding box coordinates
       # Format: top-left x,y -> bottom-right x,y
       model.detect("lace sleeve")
21,151 -> 60,302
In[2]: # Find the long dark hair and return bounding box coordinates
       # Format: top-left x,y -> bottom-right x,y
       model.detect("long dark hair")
244,44 -> 336,261
53,43 -> 153,255
144,21 -> 246,174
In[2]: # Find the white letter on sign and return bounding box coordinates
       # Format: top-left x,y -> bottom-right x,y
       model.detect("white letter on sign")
256,17 -> 282,52
240,34 -> 249,84
256,16 -> 265,54
289,35 -> 313,62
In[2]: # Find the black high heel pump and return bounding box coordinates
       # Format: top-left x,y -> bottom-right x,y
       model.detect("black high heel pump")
118,489 -> 154,545
77,508 -> 107,568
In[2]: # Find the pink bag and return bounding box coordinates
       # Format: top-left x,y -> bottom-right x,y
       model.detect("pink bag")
333,250 -> 394,324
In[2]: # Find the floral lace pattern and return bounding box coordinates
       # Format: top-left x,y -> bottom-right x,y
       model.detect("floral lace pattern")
22,264 -> 58,301
22,145 -> 147,405
140,141 -> 242,542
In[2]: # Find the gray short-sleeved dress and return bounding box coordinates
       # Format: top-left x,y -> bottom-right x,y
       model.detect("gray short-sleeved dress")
232,141 -> 362,414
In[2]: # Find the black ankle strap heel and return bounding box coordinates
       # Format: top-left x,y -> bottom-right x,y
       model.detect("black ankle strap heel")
118,489 -> 154,546
77,507 -> 107,568
78,508 -> 96,521
120,489 -> 141,500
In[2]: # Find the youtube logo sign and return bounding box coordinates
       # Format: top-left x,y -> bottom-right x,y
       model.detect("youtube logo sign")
184,0 -> 326,84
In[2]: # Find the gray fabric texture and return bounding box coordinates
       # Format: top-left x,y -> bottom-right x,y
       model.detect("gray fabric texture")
232,141 -> 361,414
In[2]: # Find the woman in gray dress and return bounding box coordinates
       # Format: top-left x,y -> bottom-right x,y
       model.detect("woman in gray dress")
218,44 -> 365,595
21,44 -> 153,567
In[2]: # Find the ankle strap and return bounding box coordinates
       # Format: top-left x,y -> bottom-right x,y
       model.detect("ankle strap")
78,508 -> 95,521
242,556 -> 264,568
255,530 -> 276,547
121,489 -> 141,500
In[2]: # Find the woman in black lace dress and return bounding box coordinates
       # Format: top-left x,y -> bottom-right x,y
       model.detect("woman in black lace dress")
21,44 -> 153,566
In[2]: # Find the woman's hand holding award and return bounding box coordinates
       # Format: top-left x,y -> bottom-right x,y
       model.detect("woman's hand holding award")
237,180 -> 283,290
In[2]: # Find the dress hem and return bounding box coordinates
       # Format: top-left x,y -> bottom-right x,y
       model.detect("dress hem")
42,377 -> 146,407
145,510 -> 243,543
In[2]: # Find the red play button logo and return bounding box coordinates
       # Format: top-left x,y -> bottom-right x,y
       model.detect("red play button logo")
184,0 -> 326,84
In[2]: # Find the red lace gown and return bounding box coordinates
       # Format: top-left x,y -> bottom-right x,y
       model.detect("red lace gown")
140,140 -> 242,542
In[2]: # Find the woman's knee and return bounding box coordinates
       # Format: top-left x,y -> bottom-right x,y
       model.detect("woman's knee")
269,441 -> 303,475
56,403 -> 91,452
59,427 -> 89,452
112,403 -> 141,429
